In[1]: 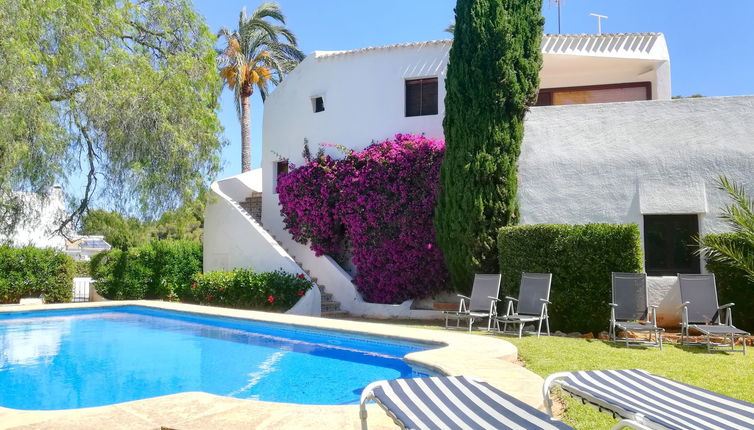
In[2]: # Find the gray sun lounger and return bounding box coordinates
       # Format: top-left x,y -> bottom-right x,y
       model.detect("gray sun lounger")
610,272 -> 664,349
444,274 -> 501,332
360,375 -> 574,430
543,369 -> 754,430
678,273 -> 749,354
492,272 -> 552,338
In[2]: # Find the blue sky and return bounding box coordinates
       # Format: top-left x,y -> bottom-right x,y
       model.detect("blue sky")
195,0 -> 754,177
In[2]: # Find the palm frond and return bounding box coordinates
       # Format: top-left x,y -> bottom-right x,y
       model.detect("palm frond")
250,2 -> 286,24
697,175 -> 754,282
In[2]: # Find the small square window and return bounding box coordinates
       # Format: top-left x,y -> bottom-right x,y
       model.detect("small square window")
644,214 -> 701,276
311,96 -> 325,113
405,78 -> 438,117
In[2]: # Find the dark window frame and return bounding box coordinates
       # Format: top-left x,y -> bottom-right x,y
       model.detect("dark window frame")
535,81 -> 652,106
643,214 -> 701,276
405,77 -> 438,117
312,96 -> 325,113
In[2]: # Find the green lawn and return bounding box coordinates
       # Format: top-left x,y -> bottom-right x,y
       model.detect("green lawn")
502,335 -> 754,429
359,318 -> 754,429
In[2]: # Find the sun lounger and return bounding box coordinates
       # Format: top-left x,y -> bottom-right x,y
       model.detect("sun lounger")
610,272 -> 664,349
543,369 -> 754,430
361,375 -> 574,430
492,272 -> 552,338
678,274 -> 749,354
443,274 -> 501,332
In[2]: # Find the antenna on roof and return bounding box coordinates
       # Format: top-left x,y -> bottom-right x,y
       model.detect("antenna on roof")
589,13 -> 608,35
549,0 -> 564,34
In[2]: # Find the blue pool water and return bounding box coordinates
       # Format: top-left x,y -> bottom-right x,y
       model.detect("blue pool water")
0,306 -> 434,410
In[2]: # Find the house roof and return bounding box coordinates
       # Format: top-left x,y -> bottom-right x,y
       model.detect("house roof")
313,33 -> 666,60
541,33 -> 665,57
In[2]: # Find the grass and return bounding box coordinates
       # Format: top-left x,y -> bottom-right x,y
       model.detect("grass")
355,318 -> 754,429
503,335 -> 754,429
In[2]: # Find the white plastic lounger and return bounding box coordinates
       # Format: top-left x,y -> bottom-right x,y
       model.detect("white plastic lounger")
360,375 -> 573,430
543,369 -> 754,430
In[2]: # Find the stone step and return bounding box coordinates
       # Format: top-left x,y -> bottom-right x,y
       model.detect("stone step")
320,301 -> 341,312
321,310 -> 349,318
320,292 -> 333,301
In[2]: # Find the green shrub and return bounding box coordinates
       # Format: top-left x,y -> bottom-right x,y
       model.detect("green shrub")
73,260 -> 91,277
498,224 -> 643,334
0,246 -> 74,303
177,269 -> 314,311
702,233 -> 754,331
91,240 -> 202,300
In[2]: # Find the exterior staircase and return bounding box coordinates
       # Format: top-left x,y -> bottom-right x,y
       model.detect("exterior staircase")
238,192 -> 263,225
269,233 -> 349,318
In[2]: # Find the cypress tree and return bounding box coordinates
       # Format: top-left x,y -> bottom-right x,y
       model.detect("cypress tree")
435,0 -> 544,291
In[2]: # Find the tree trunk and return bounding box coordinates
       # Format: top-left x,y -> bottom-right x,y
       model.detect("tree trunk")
240,94 -> 251,172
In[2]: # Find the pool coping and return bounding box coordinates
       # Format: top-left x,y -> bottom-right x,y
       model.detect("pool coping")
0,301 -> 545,429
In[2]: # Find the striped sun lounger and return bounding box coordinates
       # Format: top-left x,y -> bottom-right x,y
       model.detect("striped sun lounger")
359,375 -> 573,430
543,369 -> 754,430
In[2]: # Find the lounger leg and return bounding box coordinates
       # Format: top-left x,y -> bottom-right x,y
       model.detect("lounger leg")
468,317 -> 474,332
518,322 -> 524,338
445,314 -> 449,329
743,336 -> 747,355
545,317 -> 550,336
537,318 -> 543,338
359,401 -> 369,430
658,330 -> 663,350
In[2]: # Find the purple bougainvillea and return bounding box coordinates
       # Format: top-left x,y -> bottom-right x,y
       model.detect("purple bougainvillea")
276,134 -> 449,303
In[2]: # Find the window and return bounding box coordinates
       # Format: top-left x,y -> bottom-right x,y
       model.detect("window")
405,78 -> 438,117
273,160 -> 289,193
644,215 -> 701,276
536,82 -> 651,106
311,96 -> 325,113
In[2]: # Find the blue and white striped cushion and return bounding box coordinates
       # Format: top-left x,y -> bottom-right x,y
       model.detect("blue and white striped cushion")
368,376 -> 572,430
558,369 -> 754,430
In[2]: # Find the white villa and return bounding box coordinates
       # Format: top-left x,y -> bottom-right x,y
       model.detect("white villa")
204,33 -> 754,323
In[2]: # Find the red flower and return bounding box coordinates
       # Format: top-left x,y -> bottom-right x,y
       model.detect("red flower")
206,295 -> 212,301
267,295 -> 275,303
297,290 -> 304,296
297,274 -> 306,279
220,286 -> 225,291
191,283 -> 197,288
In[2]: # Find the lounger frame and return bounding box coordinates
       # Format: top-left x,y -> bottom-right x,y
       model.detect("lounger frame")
678,273 -> 749,354
609,273 -> 664,350
443,274 -> 501,332
492,272 -> 552,338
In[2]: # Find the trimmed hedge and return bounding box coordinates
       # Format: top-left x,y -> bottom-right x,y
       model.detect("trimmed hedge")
0,246 -> 74,303
74,260 -> 91,277
178,269 -> 314,311
702,233 -> 753,331
498,224 -> 643,334
91,240 -> 202,300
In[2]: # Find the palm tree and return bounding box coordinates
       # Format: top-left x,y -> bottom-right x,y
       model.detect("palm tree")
217,3 -> 304,172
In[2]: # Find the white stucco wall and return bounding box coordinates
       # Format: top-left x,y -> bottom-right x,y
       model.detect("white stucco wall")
520,96 -> 754,327
203,172 -> 320,316
519,95 -> 754,236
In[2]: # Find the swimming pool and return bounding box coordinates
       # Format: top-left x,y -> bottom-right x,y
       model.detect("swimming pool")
0,306 -> 435,410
